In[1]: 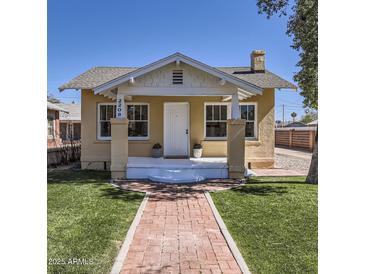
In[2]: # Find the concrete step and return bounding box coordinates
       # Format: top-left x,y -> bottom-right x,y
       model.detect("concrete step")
148,169 -> 205,184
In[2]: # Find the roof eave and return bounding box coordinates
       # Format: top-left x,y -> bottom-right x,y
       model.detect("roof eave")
93,52 -> 263,95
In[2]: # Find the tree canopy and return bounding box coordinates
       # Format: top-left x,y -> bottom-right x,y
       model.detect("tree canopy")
257,0 -> 318,109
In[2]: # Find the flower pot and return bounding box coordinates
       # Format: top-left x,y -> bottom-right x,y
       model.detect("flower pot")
193,148 -> 203,158
152,148 -> 162,158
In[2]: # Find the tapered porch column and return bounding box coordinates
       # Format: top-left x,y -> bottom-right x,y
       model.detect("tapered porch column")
110,93 -> 128,179
227,93 -> 246,179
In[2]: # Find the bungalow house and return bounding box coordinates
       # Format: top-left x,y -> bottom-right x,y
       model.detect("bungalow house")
59,51 -> 296,181
57,103 -> 81,142
47,101 -> 68,148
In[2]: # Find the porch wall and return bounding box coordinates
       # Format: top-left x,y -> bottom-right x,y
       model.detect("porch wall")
80,88 -> 275,169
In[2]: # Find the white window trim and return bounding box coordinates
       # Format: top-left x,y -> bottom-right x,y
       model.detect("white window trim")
97,102 -> 150,141
204,102 -> 258,140
240,102 -> 258,140
204,102 -> 231,140
126,102 -> 150,140
47,117 -> 55,139
97,103 -> 115,141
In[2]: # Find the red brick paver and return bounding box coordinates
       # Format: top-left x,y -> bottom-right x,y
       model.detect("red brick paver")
116,181 -> 243,274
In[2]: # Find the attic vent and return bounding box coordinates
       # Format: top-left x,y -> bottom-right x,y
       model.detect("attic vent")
172,70 -> 183,85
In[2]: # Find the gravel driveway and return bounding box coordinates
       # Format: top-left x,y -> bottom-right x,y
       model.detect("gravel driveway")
275,147 -> 312,172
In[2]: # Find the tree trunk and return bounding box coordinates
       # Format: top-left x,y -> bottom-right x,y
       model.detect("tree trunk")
306,126 -> 318,184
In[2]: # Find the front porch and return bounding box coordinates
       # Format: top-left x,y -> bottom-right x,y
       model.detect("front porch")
126,157 -> 228,183
98,54 -> 262,181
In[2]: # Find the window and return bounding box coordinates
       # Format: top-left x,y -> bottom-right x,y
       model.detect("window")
73,123 -> 81,140
98,104 -> 116,139
205,104 -> 229,138
68,124 -> 73,139
60,123 -> 67,140
127,104 -> 149,138
240,103 -> 257,138
97,103 -> 149,140
204,103 -> 257,139
172,70 -> 183,84
47,117 -> 54,138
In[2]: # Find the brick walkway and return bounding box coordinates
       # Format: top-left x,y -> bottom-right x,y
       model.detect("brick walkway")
115,180 -> 243,274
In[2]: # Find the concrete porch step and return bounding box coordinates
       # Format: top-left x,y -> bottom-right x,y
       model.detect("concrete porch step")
126,157 -> 228,182
148,169 -> 206,184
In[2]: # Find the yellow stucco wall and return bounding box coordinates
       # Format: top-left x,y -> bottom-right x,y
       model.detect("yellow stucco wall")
80,88 -> 275,169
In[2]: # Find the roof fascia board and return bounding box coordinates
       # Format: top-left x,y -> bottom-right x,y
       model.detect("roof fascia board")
115,87 -> 241,96
94,53 -> 180,94
94,53 -> 263,95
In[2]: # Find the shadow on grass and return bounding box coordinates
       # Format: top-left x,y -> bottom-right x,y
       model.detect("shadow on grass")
48,169 -> 143,202
230,176 -> 312,196
247,176 -> 307,185
99,186 -> 144,201
48,170 -> 110,185
231,185 -> 288,196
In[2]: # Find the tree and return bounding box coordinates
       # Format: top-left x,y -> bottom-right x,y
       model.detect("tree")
300,110 -> 317,124
256,0 -> 318,183
291,112 -> 297,122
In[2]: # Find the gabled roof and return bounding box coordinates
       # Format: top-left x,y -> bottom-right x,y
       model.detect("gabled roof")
92,53 -> 263,94
47,101 -> 68,113
284,121 -> 306,128
307,119 -> 318,125
217,67 -> 296,90
59,67 -> 137,91
57,103 -> 81,121
59,52 -> 296,92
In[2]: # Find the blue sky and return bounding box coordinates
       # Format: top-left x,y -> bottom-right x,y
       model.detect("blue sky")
48,0 -> 307,122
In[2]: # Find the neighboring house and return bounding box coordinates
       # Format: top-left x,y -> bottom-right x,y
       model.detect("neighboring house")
59,51 -> 296,180
47,101 -> 68,148
307,119 -> 318,126
285,121 -> 306,128
57,103 -> 81,141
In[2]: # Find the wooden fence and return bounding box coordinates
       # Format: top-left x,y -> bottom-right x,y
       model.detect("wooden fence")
275,127 -> 317,151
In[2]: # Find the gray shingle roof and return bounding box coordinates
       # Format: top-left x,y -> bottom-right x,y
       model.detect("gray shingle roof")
57,103 -> 81,121
59,67 -> 137,91
59,66 -> 296,91
216,67 -> 297,89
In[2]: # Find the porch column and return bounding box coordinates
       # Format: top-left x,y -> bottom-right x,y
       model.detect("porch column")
227,92 -> 246,179
110,93 -> 128,180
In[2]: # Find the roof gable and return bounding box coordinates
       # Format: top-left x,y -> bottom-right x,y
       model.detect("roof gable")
57,103 -> 81,121
59,53 -> 297,92
92,52 -> 263,95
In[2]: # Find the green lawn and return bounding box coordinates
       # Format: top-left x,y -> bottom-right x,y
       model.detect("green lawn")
47,170 -> 144,274
211,176 -> 317,274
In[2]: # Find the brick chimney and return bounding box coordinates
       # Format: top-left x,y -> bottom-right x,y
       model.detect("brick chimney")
250,50 -> 265,72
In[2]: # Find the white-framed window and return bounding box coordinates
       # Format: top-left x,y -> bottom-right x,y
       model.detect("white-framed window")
126,103 -> 149,140
204,103 -> 231,139
240,102 -> 258,139
47,117 -> 55,139
97,103 -> 116,140
97,103 -> 149,140
204,102 -> 258,140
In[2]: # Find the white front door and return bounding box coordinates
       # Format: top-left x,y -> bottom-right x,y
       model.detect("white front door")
164,102 -> 189,157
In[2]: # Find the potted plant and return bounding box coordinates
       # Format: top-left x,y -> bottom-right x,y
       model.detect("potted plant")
193,143 -> 203,158
152,143 -> 163,158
